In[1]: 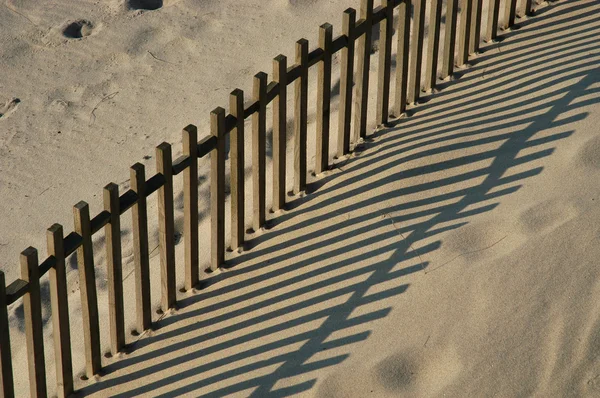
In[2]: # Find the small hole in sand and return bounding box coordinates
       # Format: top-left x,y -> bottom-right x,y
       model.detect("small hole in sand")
63,20 -> 94,39
128,0 -> 163,10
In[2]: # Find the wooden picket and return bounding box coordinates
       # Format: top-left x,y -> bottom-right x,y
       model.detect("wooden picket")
47,224 -> 73,397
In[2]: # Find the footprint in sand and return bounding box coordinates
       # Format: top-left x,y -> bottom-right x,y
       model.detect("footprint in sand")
127,0 -> 163,10
63,20 -> 95,39
0,98 -> 20,120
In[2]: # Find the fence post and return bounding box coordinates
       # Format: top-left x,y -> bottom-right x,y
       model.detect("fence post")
21,247 -> 47,397
485,0 -> 501,42
211,107 -> 226,272
424,0 -> 443,92
376,0 -> 393,126
103,183 -> 125,355
408,0 -> 426,104
47,224 -> 73,397
130,163 -> 151,332
294,39 -> 309,194
182,125 -> 199,290
469,0 -> 483,54
522,0 -> 534,17
316,23 -> 333,175
156,143 -> 176,312
441,0 -> 458,80
230,89 -> 245,250
74,202 -> 101,377
457,0 -> 473,68
0,271 -> 14,398
354,0 -> 373,140
394,0 -> 411,116
272,56 -> 287,211
337,8 -> 356,158
504,0 -> 517,29
252,73 -> 267,231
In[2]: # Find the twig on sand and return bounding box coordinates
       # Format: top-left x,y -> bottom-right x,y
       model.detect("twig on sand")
3,3 -> 36,26
424,334 -> 431,347
149,244 -> 160,258
147,50 -> 177,65
427,235 -> 508,274
380,210 -> 427,273
89,91 -> 119,126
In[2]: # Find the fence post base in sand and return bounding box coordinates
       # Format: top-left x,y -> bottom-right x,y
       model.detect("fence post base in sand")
47,224 -> 74,397
316,23 -> 333,174
183,125 -> 199,291
230,90 -> 246,250
131,163 -> 152,333
74,202 -> 102,378
337,8 -> 356,158
21,248 -> 47,397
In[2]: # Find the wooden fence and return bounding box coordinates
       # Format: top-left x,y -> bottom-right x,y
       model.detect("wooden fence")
0,0 -> 537,396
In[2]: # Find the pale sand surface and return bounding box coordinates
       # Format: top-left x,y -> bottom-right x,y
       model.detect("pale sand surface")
2,0 -> 600,396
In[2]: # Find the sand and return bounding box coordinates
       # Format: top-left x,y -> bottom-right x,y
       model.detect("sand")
1,0 -> 600,396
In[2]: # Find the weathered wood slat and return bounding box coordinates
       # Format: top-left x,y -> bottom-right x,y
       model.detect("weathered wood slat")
354,0 -> 373,140
486,0 -> 501,42
469,0 -> 483,54
145,173 -> 166,196
183,125 -> 199,291
104,184 -> 125,355
286,65 -> 300,84
224,114 -> 237,134
118,190 -> 139,216
316,23 -> 333,175
156,143 -> 176,312
376,0 -> 393,125
0,271 -> 15,398
424,0 -> 443,92
74,202 -> 101,377
294,39 -> 309,194
130,163 -> 151,333
394,0 -> 411,116
172,155 -> 190,175
337,8 -> 356,158
273,56 -> 287,211
252,73 -> 267,231
354,17 -> 368,37
90,210 -> 111,235
408,0 -> 426,104
244,100 -> 260,119
457,0 -> 473,67
5,279 -> 28,305
47,224 -> 73,398
198,135 -> 217,158
230,90 -> 245,251
210,107 -> 226,271
307,48 -> 325,68
266,82 -> 279,104
39,256 -> 56,278
332,34 -> 348,54
63,232 -> 82,258
441,0 -> 459,79
21,248 -> 47,397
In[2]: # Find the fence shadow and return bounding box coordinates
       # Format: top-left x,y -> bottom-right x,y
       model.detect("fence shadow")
76,1 -> 599,396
